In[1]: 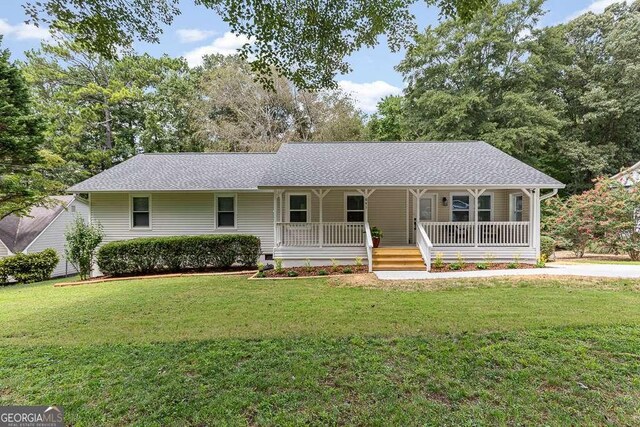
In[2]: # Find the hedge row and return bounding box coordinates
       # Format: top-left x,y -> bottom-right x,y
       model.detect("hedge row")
0,249 -> 59,285
96,234 -> 261,276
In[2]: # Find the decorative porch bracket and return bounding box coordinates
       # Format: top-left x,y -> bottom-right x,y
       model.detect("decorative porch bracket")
311,189 -> 331,247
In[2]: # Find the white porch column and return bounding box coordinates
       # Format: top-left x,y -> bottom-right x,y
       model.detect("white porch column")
467,189 -> 486,247
409,188 -> 428,243
273,190 -> 284,248
520,188 -> 533,248
533,188 -> 541,258
312,189 -> 330,247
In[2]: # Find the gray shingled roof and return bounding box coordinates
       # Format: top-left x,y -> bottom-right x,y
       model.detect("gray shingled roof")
259,141 -> 564,188
67,142 -> 563,192
68,153 -> 275,192
0,195 -> 76,253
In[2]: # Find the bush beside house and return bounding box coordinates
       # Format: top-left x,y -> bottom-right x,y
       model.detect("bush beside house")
0,249 -> 59,284
97,234 -> 261,277
544,177 -> 640,259
540,236 -> 555,260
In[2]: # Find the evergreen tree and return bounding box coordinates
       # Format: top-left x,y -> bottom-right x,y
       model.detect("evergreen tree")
0,36 -> 59,219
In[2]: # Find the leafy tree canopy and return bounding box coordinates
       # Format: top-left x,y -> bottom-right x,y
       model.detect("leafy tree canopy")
23,37 -> 200,185
191,54 -> 365,152
394,0 -> 640,193
24,0 -> 490,90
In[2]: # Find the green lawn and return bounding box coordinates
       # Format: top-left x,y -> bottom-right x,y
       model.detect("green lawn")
1,275 -> 640,425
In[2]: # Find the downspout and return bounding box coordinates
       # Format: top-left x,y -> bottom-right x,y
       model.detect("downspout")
540,188 -> 559,201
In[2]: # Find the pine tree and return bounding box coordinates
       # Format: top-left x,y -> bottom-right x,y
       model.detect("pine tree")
0,36 -> 58,219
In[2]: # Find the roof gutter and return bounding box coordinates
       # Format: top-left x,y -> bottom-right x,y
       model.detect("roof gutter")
540,188 -> 559,201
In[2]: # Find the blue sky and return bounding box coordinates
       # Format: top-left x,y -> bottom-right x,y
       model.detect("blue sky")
0,0 -> 622,113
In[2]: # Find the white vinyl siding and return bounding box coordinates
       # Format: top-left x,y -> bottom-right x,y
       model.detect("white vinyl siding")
0,240 -> 10,258
25,199 -> 90,277
91,192 -> 274,253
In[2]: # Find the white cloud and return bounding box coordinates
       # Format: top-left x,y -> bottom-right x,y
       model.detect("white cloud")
566,0 -> 623,21
184,31 -> 252,67
0,18 -> 50,40
338,80 -> 402,114
176,28 -> 216,43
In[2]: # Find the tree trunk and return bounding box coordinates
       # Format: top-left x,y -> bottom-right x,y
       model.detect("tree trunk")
103,106 -> 113,150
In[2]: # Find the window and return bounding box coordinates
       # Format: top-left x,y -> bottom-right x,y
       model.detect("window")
451,195 -> 470,222
510,194 -> 523,221
216,195 -> 236,228
478,194 -> 492,222
345,194 -> 364,222
419,196 -> 435,221
289,194 -> 308,223
131,196 -> 150,228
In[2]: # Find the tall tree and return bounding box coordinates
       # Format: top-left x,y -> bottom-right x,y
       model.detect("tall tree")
0,37 -> 60,219
24,0 -> 489,90
544,1 -> 640,191
398,0 -> 563,171
366,95 -> 404,141
23,38 -> 199,184
190,54 -> 364,152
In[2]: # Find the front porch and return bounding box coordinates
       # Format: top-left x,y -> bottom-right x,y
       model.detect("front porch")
271,187 -> 545,271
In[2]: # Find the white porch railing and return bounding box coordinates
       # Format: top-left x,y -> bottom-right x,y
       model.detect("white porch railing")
416,222 -> 433,271
365,222 -> 373,272
421,221 -> 530,247
276,222 -> 365,247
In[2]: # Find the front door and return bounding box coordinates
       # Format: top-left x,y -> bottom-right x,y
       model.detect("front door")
414,194 -> 436,243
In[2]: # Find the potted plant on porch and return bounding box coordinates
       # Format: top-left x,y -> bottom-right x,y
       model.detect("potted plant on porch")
371,226 -> 383,248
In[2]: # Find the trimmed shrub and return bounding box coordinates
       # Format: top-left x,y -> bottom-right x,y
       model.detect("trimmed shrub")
0,249 -> 59,284
540,235 -> 555,260
97,234 -> 261,277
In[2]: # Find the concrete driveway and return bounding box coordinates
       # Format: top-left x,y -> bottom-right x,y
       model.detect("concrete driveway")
374,263 -> 640,280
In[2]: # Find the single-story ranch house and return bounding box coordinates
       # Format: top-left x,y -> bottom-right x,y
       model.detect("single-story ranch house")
68,141 -> 564,272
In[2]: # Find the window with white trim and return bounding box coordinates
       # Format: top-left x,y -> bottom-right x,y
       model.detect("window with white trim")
478,194 -> 492,222
345,194 -> 364,222
216,195 -> 236,228
451,195 -> 470,222
289,194 -> 308,223
132,196 -> 150,228
510,194 -> 523,221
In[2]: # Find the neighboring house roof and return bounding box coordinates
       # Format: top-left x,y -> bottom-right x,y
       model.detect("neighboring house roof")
67,153 -> 275,192
611,160 -> 640,187
260,141 -> 564,188
67,141 -> 564,192
0,195 -> 77,253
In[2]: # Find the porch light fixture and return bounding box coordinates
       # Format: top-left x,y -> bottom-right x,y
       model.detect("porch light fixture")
442,196 -> 448,207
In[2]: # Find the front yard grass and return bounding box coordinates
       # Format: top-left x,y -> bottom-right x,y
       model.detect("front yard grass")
1,275 -> 639,425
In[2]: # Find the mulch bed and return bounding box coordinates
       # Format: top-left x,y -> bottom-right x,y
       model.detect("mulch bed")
430,263 -> 534,272
260,265 -> 368,278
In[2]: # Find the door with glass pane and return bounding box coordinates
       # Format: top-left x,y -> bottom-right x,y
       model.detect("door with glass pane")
416,194 -> 436,243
